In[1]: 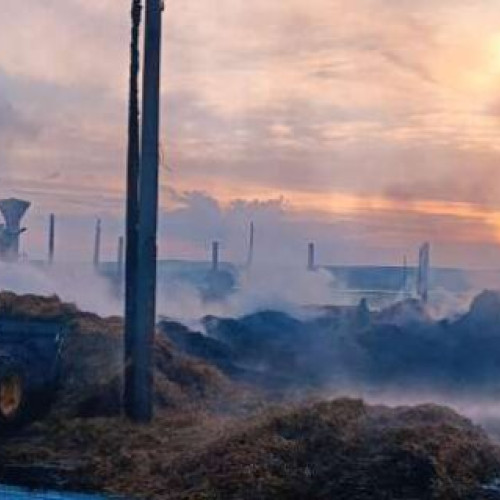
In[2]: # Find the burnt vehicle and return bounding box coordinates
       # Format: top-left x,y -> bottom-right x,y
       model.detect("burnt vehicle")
0,319 -> 66,426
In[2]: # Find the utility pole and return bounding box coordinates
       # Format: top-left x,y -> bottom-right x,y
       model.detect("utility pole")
125,0 -> 163,423
48,214 -> 55,265
124,0 -> 142,420
117,236 -> 125,297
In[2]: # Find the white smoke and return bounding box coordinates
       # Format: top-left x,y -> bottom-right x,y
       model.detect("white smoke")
426,287 -> 475,320
0,261 -> 121,317
0,259 -> 482,326
4,261 -> 500,439
156,265 -> 340,326
230,265 -> 338,315
0,260 -> 341,325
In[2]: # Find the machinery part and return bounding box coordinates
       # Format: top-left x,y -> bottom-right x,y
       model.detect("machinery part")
0,357 -> 26,425
0,320 -> 67,428
0,198 -> 31,261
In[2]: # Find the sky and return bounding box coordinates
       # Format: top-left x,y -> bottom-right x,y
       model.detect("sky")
2,0 -> 500,268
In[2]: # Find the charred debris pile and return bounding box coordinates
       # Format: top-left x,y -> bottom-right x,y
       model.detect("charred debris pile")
161,290 -> 500,396
2,291 -> 500,498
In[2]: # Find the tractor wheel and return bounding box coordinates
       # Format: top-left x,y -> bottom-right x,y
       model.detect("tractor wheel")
0,358 -> 27,427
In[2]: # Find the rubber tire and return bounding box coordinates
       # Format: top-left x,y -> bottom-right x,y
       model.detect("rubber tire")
0,357 -> 27,428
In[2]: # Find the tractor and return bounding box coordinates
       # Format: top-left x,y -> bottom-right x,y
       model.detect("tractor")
0,319 -> 67,427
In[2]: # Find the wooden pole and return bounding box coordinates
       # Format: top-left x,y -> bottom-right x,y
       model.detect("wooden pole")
124,0 -> 142,420
117,236 -> 125,296
126,0 -> 163,423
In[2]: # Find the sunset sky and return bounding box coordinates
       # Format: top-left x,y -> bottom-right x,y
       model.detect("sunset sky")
2,0 -> 500,267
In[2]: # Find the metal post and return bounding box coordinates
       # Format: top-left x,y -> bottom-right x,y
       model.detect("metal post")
246,222 -> 254,269
402,255 -> 407,294
308,242 -> 315,271
48,214 -> 55,265
93,218 -> 101,270
127,0 -> 163,423
212,241 -> 219,272
417,242 -> 430,303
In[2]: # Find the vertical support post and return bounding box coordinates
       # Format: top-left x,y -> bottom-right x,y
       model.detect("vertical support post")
417,242 -> 430,303
246,222 -> 254,269
402,255 -> 408,294
308,242 -> 315,271
126,0 -> 163,423
93,218 -> 101,270
48,214 -> 55,265
124,0 -> 142,420
212,241 -> 219,272
117,236 -> 125,296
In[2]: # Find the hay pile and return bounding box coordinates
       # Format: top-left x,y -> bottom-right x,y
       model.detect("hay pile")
0,292 -> 237,418
156,399 -> 500,500
4,399 -> 499,499
1,292 -> 500,499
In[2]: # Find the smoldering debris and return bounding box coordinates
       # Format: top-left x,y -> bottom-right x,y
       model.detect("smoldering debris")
3,291 -> 500,498
159,290 -> 500,397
